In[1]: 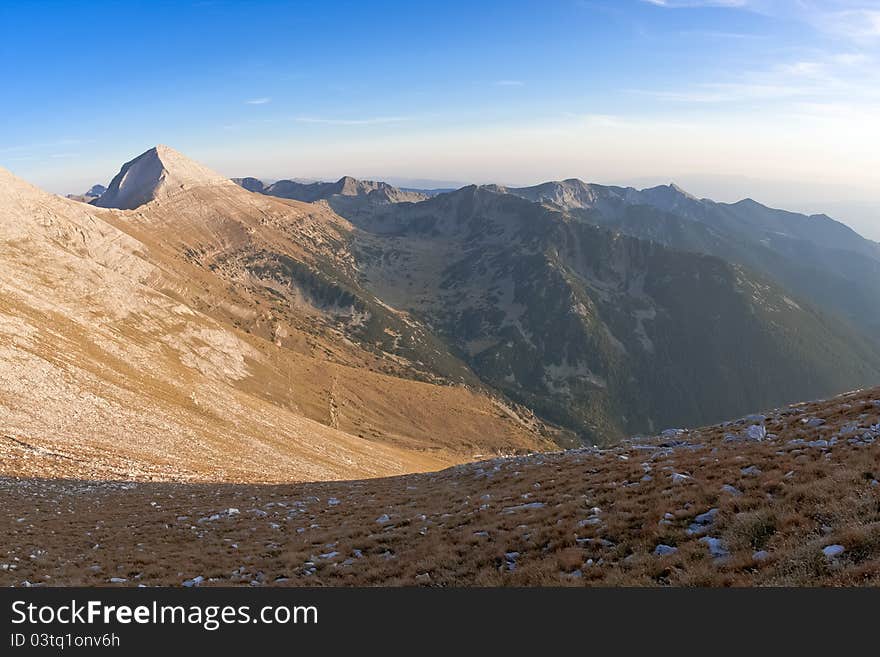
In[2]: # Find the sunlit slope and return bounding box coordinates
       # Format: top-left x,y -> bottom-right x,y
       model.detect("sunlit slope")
0,165 -> 552,483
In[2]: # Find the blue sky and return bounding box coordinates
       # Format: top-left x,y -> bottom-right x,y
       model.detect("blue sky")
2,1 -> 879,236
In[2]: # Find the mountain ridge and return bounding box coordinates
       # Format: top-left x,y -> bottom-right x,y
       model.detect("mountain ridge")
489,178 -> 880,337
231,174 -> 428,205
338,183 -> 880,442
7,145 -> 879,455
0,160 -> 555,483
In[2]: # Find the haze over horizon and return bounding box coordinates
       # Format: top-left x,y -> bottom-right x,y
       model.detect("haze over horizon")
2,0 -> 880,238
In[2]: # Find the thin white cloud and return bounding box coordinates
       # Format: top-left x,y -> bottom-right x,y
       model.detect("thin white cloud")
642,0 -> 749,7
245,97 -> 271,105
630,81 -> 814,103
679,29 -> 762,39
3,155 -> 39,162
822,8 -> 880,41
578,114 -> 627,128
830,53 -> 871,66
780,61 -> 824,77
631,47 -> 880,105
294,116 -> 411,126
0,138 -> 85,154
644,0 -> 880,42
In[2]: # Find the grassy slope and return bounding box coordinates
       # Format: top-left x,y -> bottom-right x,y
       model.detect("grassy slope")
3,386 -> 879,587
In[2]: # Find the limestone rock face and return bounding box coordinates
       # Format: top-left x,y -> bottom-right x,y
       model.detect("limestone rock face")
92,144 -> 236,210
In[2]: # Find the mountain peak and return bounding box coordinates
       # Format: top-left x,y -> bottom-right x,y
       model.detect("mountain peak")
641,182 -> 696,199
92,145 -> 234,210
335,175 -> 370,195
231,176 -> 265,193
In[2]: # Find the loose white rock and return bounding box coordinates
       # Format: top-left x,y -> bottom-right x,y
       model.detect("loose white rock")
822,544 -> 845,559
699,536 -> 730,559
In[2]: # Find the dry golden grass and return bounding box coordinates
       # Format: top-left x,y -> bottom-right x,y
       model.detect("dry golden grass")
0,168 -> 553,485
2,386 -> 879,587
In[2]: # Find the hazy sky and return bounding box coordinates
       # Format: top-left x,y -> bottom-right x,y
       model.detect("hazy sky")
2,0 -> 879,237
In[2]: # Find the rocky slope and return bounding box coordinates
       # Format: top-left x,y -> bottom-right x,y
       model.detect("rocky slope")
105,151 -> 880,445
3,386 -> 878,587
343,185 -> 880,443
498,179 -> 880,338
0,158 -> 553,483
4,145 -> 878,462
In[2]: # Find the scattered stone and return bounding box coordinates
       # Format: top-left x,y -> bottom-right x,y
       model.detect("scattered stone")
699,536 -> 730,559
822,544 -> 845,559
694,508 -> 719,525
502,502 -> 545,514
654,544 -> 678,556
687,508 -> 719,535
745,424 -> 767,441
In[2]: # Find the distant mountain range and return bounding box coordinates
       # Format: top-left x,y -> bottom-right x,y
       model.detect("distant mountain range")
65,183 -> 107,203
232,175 -> 428,204
338,184 -> 880,442
33,148 -> 874,452
493,179 -> 880,338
